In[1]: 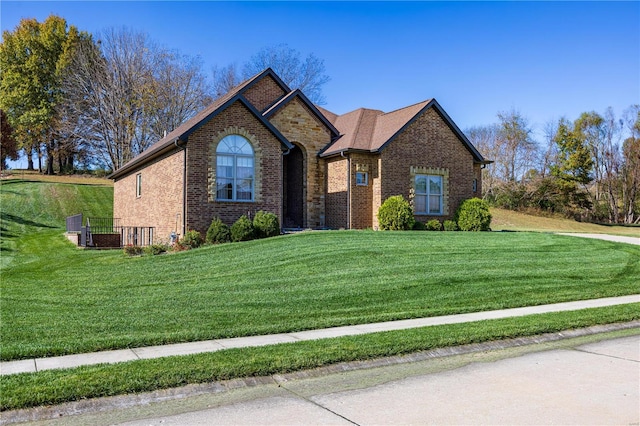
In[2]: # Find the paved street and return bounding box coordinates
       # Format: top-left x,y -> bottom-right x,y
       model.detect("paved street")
22,332 -> 639,426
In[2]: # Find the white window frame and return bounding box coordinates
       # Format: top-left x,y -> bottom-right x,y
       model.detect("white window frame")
215,135 -> 254,202
414,174 -> 443,215
136,173 -> 142,198
355,171 -> 368,186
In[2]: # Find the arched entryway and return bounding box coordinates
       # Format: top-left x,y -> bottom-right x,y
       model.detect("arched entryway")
283,144 -> 305,228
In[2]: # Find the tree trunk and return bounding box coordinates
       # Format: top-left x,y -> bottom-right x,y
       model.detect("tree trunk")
45,141 -> 55,175
27,146 -> 35,170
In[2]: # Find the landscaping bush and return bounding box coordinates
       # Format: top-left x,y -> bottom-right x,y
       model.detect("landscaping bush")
377,195 -> 415,230
253,211 -> 280,239
231,215 -> 255,242
144,243 -> 169,256
123,244 -> 143,256
206,217 -> 231,244
443,220 -> 459,231
425,219 -> 442,231
412,221 -> 426,230
179,229 -> 204,249
455,198 -> 492,231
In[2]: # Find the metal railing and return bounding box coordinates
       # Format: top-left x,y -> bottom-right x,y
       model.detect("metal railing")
65,215 -> 154,248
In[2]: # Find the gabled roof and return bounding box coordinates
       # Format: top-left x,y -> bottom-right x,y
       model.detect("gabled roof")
319,99 -> 488,164
263,89 -> 340,138
109,69 -> 294,180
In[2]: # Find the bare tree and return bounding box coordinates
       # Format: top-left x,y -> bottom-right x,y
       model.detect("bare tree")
466,124 -> 500,198
61,28 -> 210,171
211,63 -> 241,99
540,119 -> 560,178
621,105 -> 640,223
212,44 -> 330,104
147,51 -> 212,141
496,110 -> 538,182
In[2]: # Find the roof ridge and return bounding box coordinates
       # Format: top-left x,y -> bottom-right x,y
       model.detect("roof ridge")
381,99 -> 432,116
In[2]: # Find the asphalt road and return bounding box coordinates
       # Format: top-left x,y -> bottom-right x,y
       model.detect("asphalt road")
25,331 -> 639,426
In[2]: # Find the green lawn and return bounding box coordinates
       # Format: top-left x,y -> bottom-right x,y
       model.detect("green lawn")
2,224 -> 639,360
1,177 -> 640,411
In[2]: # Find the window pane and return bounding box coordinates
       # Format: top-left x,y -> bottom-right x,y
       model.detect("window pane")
415,176 -> 427,194
429,195 -> 441,214
216,178 -> 233,200
429,176 -> 442,194
414,195 -> 426,213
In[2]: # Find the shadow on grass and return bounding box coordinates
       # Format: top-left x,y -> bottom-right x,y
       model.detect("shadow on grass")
0,212 -> 56,229
1,179 -> 107,187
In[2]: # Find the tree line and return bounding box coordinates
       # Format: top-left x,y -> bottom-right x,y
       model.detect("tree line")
0,15 -> 329,173
467,107 -> 640,224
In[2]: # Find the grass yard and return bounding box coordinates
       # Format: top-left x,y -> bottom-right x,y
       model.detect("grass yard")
2,227 -> 639,360
491,208 -> 640,236
1,175 -> 639,410
2,305 -> 639,411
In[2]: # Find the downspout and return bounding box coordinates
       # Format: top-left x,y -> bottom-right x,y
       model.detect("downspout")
175,138 -> 187,238
341,150 -> 351,229
282,147 -> 291,232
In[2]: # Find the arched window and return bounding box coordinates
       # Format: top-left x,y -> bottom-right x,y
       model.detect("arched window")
216,135 -> 254,201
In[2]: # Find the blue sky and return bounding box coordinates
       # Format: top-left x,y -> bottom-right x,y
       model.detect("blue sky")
2,1 -> 639,167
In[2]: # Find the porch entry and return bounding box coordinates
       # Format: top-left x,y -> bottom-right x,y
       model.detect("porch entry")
283,144 -> 305,228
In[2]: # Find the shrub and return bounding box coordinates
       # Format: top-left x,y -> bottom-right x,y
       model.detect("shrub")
377,195 -> 415,230
206,218 -> 231,244
144,243 -> 169,256
231,215 -> 255,242
455,198 -> 492,231
253,211 -> 280,239
179,230 -> 204,249
443,220 -> 459,231
425,219 -> 442,231
412,221 -> 426,230
123,244 -> 143,256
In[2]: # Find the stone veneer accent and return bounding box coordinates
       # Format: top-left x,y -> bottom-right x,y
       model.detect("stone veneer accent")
268,97 -> 332,228
408,166 -> 450,216
207,126 -> 263,203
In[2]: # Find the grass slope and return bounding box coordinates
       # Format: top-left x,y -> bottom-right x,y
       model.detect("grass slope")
2,229 -> 639,360
491,208 -> 640,236
0,177 -> 113,267
1,177 -> 638,362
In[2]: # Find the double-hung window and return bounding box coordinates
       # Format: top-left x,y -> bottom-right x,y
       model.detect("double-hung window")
414,174 -> 443,215
216,135 -> 254,201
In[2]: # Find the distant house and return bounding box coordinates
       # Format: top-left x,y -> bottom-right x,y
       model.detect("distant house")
110,68 -> 489,241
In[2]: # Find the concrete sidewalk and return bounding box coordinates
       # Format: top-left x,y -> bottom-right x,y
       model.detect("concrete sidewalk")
2,294 -> 639,376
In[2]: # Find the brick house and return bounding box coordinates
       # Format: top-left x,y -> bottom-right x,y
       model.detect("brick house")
110,68 -> 489,241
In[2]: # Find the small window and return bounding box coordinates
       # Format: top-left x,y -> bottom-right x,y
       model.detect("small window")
136,173 -> 142,198
473,178 -> 478,193
355,171 -> 368,186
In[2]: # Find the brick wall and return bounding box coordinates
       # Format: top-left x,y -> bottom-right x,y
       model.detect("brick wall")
268,97 -> 332,228
113,149 -> 185,243
243,75 -> 287,112
349,153 -> 378,229
325,157 -> 348,229
185,100 -> 284,235
380,107 -> 477,222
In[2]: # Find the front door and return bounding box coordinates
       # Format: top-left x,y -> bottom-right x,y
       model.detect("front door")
283,145 -> 304,228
